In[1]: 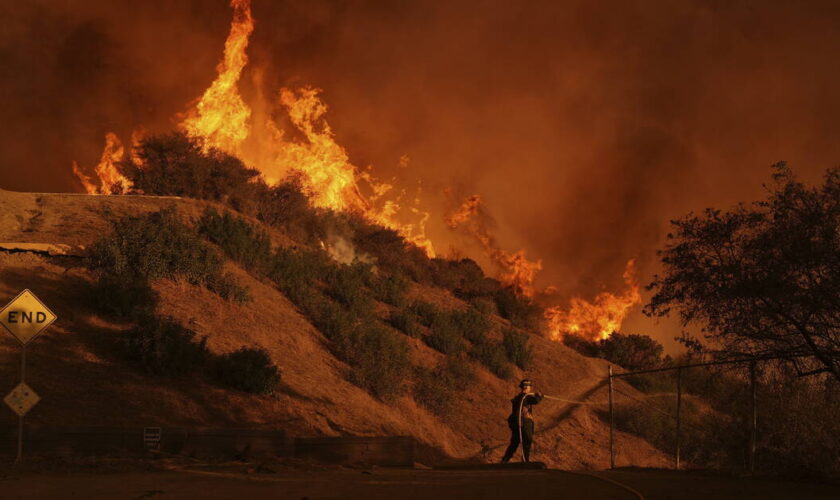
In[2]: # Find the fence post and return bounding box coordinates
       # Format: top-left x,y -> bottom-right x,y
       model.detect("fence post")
676,367 -> 682,470
749,360 -> 757,473
608,365 -> 615,469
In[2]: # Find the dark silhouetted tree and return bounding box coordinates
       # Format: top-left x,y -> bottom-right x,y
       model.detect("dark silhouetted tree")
646,163 -> 840,381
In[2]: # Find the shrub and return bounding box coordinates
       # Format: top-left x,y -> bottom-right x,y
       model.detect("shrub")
86,208 -> 249,302
413,367 -> 451,416
563,333 -> 600,358
468,296 -> 497,316
424,314 -> 465,355
213,347 -> 280,395
255,175 -> 326,244
324,263 -> 375,317
562,332 -> 664,372
86,208 -> 221,282
207,272 -> 252,304
388,309 -> 422,338
89,274 -> 158,319
346,326 -> 409,399
413,357 -> 477,416
452,307 -> 492,344
198,208 -> 272,272
471,338 -> 513,379
351,221 -> 435,283
409,300 -> 441,327
502,328 -> 533,369
269,247 -> 332,292
599,333 -> 664,371
123,132 -> 260,203
493,288 -> 543,331
279,281 -> 408,399
369,273 -> 409,307
431,258 -> 494,297
305,291 -> 358,342
124,316 -> 209,375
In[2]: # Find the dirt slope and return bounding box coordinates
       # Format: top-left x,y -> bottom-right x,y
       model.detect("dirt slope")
0,189 -> 669,469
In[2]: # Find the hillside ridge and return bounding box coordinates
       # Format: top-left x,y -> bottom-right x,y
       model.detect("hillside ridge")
0,188 -> 669,469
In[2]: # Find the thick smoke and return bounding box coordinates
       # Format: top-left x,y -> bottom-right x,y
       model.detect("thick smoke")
4,0 -> 840,347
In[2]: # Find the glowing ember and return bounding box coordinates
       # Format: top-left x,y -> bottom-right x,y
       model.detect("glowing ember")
544,259 -> 642,341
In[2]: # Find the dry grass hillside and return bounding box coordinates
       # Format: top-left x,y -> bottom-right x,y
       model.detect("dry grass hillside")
0,189 -> 670,469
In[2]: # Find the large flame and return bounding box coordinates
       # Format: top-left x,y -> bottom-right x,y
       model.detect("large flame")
544,259 -> 642,341
175,0 -> 433,255
179,0 -> 252,153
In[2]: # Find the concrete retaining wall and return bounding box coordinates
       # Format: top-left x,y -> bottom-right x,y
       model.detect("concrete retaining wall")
0,426 -> 415,466
1,426 -> 292,458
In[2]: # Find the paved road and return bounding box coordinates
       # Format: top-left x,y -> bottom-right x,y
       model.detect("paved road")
598,469 -> 840,500
0,469 -> 635,500
1,467 -> 838,499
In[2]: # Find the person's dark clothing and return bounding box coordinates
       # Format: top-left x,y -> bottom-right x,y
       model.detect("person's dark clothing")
501,392 -> 543,462
507,393 -> 543,421
502,417 -> 534,462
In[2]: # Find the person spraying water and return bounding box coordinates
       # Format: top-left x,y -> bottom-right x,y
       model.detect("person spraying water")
501,379 -> 544,463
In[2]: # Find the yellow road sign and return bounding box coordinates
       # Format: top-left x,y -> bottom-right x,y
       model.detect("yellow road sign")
0,289 -> 57,346
4,383 -> 40,417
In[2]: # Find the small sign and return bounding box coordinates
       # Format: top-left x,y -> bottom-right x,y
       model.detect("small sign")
144,427 -> 162,451
4,383 -> 40,417
0,289 -> 57,346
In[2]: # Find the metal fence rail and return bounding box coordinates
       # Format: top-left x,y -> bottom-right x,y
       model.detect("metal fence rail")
604,354 -> 809,472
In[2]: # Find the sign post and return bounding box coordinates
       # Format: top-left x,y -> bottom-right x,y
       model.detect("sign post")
0,289 -> 57,463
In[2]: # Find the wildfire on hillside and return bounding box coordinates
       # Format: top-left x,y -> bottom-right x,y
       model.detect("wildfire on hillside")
445,194 -> 543,297
544,259 -> 642,341
72,132 -> 130,195
446,194 -> 641,341
71,0 -> 640,341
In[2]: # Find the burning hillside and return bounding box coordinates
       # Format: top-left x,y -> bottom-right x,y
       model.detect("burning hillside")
71,0 -> 639,342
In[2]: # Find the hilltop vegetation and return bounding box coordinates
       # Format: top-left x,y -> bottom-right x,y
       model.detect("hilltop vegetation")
83,131 -> 540,404
120,132 -> 542,329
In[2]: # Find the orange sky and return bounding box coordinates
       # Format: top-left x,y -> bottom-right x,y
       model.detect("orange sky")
3,0 -> 840,349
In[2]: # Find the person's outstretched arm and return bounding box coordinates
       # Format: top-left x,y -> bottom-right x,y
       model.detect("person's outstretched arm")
526,393 -> 544,405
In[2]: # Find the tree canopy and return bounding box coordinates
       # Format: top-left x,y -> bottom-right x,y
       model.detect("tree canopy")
645,163 -> 840,381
